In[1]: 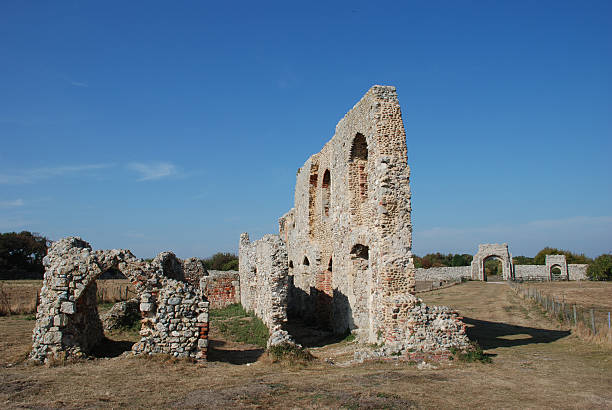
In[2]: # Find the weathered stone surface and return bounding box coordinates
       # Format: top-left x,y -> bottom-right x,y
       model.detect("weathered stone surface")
470,243 -> 513,280
101,299 -> 140,331
31,237 -> 210,363
199,270 -> 241,309
240,85 -> 470,355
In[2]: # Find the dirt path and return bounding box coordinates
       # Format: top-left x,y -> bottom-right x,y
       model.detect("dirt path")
1,282 -> 611,408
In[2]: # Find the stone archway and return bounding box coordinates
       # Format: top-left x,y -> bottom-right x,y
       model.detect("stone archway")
470,243 -> 514,281
31,237 -> 209,363
545,254 -> 568,280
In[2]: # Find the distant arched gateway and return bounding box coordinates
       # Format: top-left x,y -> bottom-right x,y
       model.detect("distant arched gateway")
470,243 -> 514,281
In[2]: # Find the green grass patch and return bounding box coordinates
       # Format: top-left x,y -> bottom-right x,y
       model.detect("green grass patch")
211,303 -> 269,347
449,343 -> 492,363
267,342 -> 314,365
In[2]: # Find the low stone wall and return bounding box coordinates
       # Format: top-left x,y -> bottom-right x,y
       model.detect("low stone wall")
514,264 -> 589,281
200,270 -> 240,309
31,237 -> 209,363
239,233 -> 293,346
415,266 -> 471,281
568,264 -> 588,281
514,265 -> 548,280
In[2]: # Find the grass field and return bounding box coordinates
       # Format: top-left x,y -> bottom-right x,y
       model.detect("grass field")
1,281 -> 611,408
0,280 -> 134,315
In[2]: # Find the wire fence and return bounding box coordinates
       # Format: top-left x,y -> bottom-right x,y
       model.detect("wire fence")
510,282 -> 612,345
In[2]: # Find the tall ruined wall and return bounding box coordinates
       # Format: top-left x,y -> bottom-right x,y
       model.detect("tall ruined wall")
31,237 -> 209,363
415,266 -> 471,281
241,86 -> 469,355
239,233 -> 290,343
279,86 -> 416,342
200,270 -> 240,309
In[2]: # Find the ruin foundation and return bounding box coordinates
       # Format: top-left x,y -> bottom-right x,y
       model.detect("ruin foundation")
31,237 -> 209,363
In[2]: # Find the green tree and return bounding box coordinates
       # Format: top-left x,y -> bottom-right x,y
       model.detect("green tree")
0,231 -> 49,279
533,247 -> 591,265
201,252 -> 239,271
513,256 -> 536,265
587,254 -> 612,281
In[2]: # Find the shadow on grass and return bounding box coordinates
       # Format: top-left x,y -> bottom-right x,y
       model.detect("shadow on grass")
463,317 -> 571,350
207,339 -> 265,365
90,337 -> 135,358
285,318 -> 348,348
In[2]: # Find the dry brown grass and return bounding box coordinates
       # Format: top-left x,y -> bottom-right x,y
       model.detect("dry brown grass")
0,280 -> 135,316
526,281 -> 612,310
0,281 -> 611,408
512,281 -> 612,347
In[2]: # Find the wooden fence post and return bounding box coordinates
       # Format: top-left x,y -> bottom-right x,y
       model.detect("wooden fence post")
573,305 -> 577,325
590,309 -> 596,334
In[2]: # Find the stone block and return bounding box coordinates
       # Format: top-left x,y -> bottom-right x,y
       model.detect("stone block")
53,314 -> 68,327
60,302 -> 75,314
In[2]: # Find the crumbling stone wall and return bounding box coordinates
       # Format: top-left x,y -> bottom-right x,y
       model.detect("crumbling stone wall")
239,233 -> 293,346
182,257 -> 207,288
415,266 -> 471,281
31,237 -> 209,363
242,85 -> 470,356
200,270 -> 240,308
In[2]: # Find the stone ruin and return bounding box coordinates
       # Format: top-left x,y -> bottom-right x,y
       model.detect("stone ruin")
415,243 -> 589,282
240,85 -> 471,357
31,237 -> 209,363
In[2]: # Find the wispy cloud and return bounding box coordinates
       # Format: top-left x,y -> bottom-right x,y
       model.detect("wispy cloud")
128,162 -> 178,181
0,199 -> 24,207
414,216 -> 612,257
70,81 -> 88,88
0,164 -> 114,184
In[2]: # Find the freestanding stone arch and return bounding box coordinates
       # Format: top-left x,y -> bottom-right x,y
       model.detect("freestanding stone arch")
545,254 -> 568,280
31,237 -> 209,363
470,243 -> 514,281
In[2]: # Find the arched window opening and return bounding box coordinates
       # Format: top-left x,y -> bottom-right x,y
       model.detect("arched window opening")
289,260 -> 294,269
321,169 -> 331,218
327,257 -> 333,272
308,162 -> 318,238
350,133 -> 368,162
349,133 -> 368,206
303,256 -> 310,266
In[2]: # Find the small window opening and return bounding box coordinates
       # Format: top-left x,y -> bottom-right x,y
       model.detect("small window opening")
328,257 -> 333,272
303,256 -> 310,266
350,244 -> 369,260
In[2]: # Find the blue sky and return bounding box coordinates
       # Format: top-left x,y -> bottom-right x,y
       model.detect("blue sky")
1,1 -> 610,259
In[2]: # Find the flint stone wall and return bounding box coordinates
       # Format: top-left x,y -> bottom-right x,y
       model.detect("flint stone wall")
514,263 -> 588,281
568,264 -> 588,280
31,237 -> 209,363
241,86 -> 470,355
200,270 -> 240,309
239,233 -> 293,346
182,257 -> 207,288
415,266 -> 471,281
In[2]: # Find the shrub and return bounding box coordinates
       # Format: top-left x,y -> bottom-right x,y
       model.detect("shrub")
587,254 -> 612,281
449,343 -> 492,363
267,343 -> 314,364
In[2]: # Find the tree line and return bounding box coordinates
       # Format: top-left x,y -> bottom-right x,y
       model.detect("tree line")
0,231 -> 609,280
414,247 -> 611,281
